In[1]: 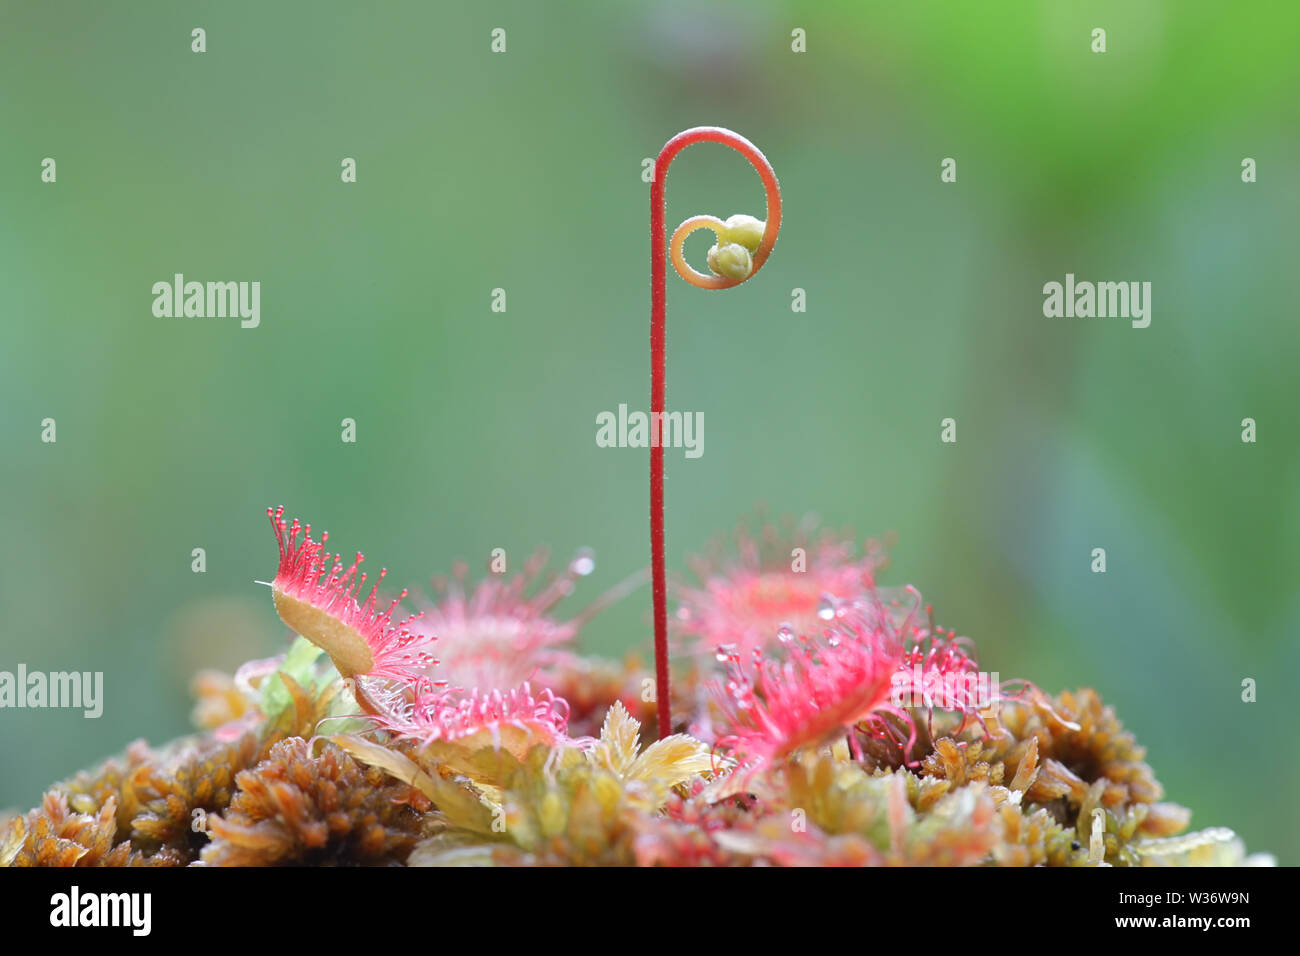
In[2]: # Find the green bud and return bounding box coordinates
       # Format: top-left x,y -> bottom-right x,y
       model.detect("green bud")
707,242 -> 753,280
723,214 -> 765,253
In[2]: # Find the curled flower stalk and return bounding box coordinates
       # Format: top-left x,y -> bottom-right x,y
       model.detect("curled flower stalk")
650,127 -> 782,738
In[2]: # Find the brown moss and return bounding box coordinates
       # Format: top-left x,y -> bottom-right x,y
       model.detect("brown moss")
127,732 -> 262,858
4,793 -> 185,868
997,688 -> 1166,811
9,672 -> 349,867
991,804 -> 1080,867
200,738 -> 425,866
2,669 -> 1238,867
920,737 -> 1006,787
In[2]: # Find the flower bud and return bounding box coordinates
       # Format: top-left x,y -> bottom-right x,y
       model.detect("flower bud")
723,214 -> 765,253
707,241 -> 753,280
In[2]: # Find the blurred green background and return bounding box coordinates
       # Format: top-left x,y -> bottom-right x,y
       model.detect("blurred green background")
1,1 -> 1295,863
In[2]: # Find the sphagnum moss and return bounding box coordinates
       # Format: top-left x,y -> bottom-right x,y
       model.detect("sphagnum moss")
2,505 -> 1272,867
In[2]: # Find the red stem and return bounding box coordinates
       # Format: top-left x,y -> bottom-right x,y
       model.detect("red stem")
649,126 -> 781,738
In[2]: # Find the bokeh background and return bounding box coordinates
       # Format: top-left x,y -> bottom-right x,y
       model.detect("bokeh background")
1,1 -> 1296,863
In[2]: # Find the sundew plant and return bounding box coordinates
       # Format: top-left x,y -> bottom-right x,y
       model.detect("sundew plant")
1,129 -> 1275,870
